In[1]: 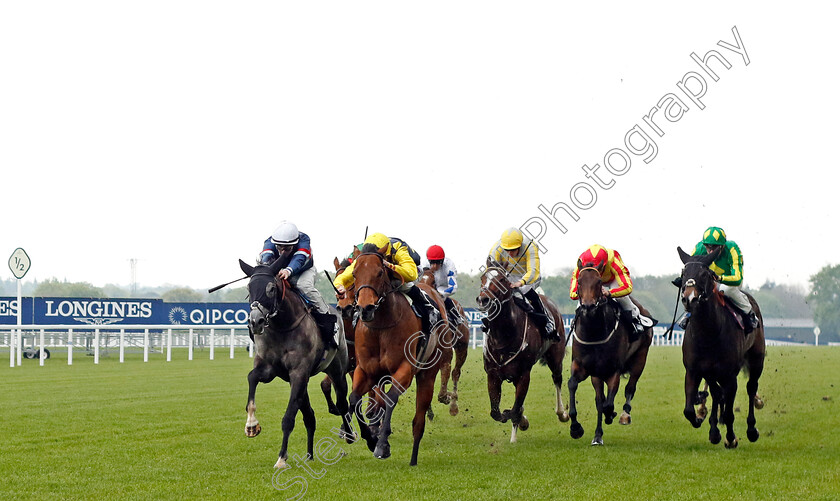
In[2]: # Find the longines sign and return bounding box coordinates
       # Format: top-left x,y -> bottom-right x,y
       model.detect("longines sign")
0,298 -> 249,326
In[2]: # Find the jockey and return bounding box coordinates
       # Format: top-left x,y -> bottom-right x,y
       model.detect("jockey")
570,244 -> 651,339
333,233 -> 440,336
487,227 -> 559,342
423,245 -> 464,327
257,221 -> 336,348
680,226 -> 758,333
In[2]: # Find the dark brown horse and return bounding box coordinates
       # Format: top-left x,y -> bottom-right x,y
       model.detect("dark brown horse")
475,266 -> 569,443
567,265 -> 654,445
419,268 -> 469,417
239,258 -> 353,469
678,246 -> 765,448
319,254 -> 359,415
346,244 -> 444,465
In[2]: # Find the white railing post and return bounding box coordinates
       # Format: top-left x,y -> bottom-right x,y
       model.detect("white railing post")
210,328 -> 215,360
188,328 -> 194,361
68,329 -> 73,366
119,329 -> 125,363
9,330 -> 14,368
16,329 -> 22,366
249,337 -> 254,358
166,328 -> 172,362
94,328 -> 100,364
143,329 -> 149,362
39,328 -> 45,367
229,328 -> 235,359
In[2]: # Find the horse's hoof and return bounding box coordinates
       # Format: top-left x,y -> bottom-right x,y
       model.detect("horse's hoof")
710,429 -> 722,445
591,437 -> 604,446
747,427 -> 759,442
725,437 -> 739,449
449,402 -> 459,417
245,424 -> 261,438
519,416 -> 530,431
373,444 -> 391,459
345,432 -> 358,445
427,408 -> 435,422
697,406 -> 708,420
754,396 -> 765,410
438,394 -> 451,405
558,411 -> 570,423
619,412 -> 631,425
274,457 -> 288,469
570,423 -> 584,440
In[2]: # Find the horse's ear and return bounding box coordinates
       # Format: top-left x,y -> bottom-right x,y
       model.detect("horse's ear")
239,259 -> 255,277
576,258 -> 583,270
333,257 -> 340,270
698,245 -> 723,267
352,246 -> 361,259
677,246 -> 692,265
269,257 -> 286,276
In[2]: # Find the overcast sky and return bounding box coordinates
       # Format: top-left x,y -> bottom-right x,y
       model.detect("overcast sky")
2,2 -> 836,293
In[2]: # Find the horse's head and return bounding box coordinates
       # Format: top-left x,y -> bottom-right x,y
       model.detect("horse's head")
677,246 -> 722,313
333,256 -> 356,320
476,265 -> 511,315
353,243 -> 397,322
419,268 -> 436,288
576,259 -> 607,314
239,258 -> 286,335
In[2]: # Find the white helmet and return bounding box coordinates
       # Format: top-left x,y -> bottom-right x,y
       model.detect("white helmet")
270,221 -> 300,246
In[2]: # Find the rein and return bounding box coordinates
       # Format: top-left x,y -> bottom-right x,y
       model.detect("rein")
484,315 -> 530,367
571,313 -> 619,346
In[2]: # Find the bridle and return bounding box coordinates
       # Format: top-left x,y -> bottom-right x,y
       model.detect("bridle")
353,252 -> 400,312
681,262 -> 718,304
249,271 -> 286,321
477,266 -> 512,311
577,266 -> 608,308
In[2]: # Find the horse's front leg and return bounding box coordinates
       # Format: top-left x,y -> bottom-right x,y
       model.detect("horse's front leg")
508,371 -> 532,443
276,377 -> 308,469
449,341 -> 468,416
602,372 -> 621,426
348,368 -> 377,452
487,369 -> 505,423
437,347 -> 453,405
591,376 -> 606,446
568,360 -> 586,439
721,376 -> 740,449
374,364 -> 415,461
245,360 -> 275,438
683,370 -> 704,428
320,375 -> 339,415
298,388 -> 317,461
707,381 -> 723,445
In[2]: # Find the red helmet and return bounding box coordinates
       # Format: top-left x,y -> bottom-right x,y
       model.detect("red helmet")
426,245 -> 445,261
578,244 -> 609,269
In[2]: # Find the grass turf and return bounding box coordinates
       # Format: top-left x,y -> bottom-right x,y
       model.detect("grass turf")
1,346 -> 838,500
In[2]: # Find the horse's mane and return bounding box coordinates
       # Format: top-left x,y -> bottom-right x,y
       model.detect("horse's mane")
360,243 -> 382,254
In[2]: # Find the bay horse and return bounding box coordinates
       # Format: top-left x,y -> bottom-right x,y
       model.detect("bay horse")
475,265 -> 569,443
678,246 -> 765,448
239,258 -> 354,469
346,243 -> 444,465
567,265 -> 654,445
419,268 -> 469,417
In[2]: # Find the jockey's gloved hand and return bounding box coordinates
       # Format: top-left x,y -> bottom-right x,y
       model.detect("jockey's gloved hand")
257,251 -> 276,265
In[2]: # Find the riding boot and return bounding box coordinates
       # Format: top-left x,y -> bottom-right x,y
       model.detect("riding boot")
313,312 -> 338,350
621,309 -> 644,343
444,297 -> 462,327
524,289 -> 559,342
677,312 -> 691,329
407,286 -> 440,336
743,311 -> 758,334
